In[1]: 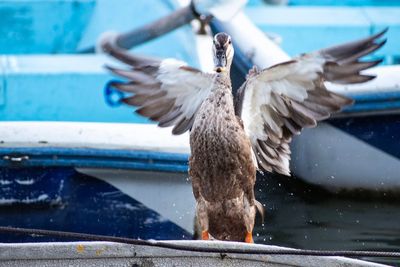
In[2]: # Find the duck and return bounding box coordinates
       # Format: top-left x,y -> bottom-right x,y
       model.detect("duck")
102,29 -> 386,243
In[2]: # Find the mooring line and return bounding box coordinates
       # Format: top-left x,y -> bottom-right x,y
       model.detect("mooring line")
0,226 -> 399,258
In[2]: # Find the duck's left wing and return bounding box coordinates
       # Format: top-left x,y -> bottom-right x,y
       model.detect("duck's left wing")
104,44 -> 214,135
235,29 -> 386,175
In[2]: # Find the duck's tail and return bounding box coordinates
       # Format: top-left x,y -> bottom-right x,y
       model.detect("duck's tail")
255,200 -> 265,223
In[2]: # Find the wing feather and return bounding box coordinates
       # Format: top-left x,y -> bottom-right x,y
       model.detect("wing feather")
236,29 -> 386,175
104,45 -> 214,135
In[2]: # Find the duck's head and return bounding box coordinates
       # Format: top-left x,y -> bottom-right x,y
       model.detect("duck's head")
212,32 -> 234,74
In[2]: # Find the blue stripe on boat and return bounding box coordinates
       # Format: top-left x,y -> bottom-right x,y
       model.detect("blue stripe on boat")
344,91 -> 400,113
349,91 -> 400,103
329,114 -> 400,159
0,147 -> 189,173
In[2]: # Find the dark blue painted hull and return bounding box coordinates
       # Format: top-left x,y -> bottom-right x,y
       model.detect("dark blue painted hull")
330,114 -> 400,160
0,166 -> 191,242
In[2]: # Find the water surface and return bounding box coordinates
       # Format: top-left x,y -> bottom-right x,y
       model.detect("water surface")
255,174 -> 400,266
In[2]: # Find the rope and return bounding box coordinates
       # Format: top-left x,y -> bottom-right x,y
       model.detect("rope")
1,226 -> 400,258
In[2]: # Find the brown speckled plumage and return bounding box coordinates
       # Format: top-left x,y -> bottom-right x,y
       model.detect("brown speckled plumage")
189,74 -> 256,241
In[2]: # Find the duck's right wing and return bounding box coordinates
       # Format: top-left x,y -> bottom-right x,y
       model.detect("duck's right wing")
103,42 -> 215,135
235,29 -> 386,175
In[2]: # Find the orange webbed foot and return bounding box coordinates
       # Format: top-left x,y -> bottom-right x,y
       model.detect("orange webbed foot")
201,230 -> 209,240
245,231 -> 254,243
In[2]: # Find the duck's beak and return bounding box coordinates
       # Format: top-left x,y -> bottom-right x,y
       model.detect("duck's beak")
214,50 -> 227,73
214,66 -> 226,73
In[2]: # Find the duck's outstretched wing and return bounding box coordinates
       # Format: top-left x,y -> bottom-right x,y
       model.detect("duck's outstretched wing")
104,43 -> 214,135
235,29 -> 387,175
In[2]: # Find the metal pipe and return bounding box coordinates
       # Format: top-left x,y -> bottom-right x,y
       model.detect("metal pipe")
79,4 -> 198,53
116,5 -> 196,50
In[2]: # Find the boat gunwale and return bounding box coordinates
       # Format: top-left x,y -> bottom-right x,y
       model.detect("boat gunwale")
0,146 -> 189,173
0,241 -> 389,267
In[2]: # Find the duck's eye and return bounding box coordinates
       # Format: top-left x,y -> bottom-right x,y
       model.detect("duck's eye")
228,40 -> 232,44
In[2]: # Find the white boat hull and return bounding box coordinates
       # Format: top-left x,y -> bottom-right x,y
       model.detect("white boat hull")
291,123 -> 400,194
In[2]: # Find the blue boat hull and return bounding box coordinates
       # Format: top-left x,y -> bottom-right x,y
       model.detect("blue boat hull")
0,166 -> 191,242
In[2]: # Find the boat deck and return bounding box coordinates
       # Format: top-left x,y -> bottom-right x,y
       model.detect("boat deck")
0,241 -> 390,267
